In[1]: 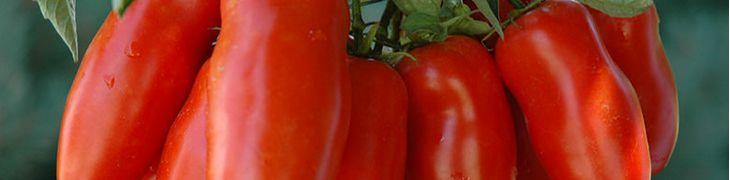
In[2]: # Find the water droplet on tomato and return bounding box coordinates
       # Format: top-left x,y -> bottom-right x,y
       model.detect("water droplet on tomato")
125,42 -> 141,57
307,29 -> 327,41
104,75 -> 115,89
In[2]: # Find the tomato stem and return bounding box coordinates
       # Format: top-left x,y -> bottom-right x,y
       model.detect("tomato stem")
358,24 -> 380,55
351,0 -> 367,56
390,10 -> 404,52
363,0 -> 386,6
508,0 -> 526,9
483,0 -> 543,40
373,0 -> 399,56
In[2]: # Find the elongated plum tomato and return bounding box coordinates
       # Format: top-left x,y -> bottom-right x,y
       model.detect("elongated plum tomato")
156,62 -> 209,180
589,6 -> 679,174
57,0 -> 219,179
337,57 -> 408,180
397,35 -> 517,179
495,0 -> 651,179
206,0 -> 350,179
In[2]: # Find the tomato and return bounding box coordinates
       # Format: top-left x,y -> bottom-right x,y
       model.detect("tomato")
206,0 -> 350,179
507,94 -> 549,180
589,6 -> 679,174
397,35 -> 516,179
56,0 -> 219,179
495,0 -> 651,179
155,62 -> 209,180
337,57 -> 408,180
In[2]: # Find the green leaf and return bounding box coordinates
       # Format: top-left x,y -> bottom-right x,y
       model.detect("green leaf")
36,0 -> 78,62
471,0 -> 503,38
452,3 -> 473,17
393,0 -> 442,16
578,0 -> 653,17
401,12 -> 448,43
490,0 -> 499,20
113,0 -> 133,17
440,4 -> 490,36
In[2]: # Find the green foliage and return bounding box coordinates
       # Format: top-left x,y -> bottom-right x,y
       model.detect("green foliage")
578,0 -> 653,17
401,12 -> 448,43
471,0 -> 503,37
112,0 -> 133,16
35,0 -> 78,62
398,0 -> 497,45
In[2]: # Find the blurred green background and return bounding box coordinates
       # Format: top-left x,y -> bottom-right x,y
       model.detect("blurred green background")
0,0 -> 727,179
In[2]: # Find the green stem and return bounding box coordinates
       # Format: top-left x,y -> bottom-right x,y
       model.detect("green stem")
374,38 -> 401,49
484,0 -> 542,39
508,0 -> 526,9
351,0 -> 367,56
358,24 -> 380,55
363,0 -> 386,6
389,10 -> 403,52
373,0 -> 398,56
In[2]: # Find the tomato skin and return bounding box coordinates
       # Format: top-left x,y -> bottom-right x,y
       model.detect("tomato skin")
589,6 -> 679,174
397,36 -> 517,180
57,0 -> 219,179
495,1 -> 651,179
206,0 -> 350,179
336,57 -> 408,180
155,62 -> 209,180
507,94 -> 549,180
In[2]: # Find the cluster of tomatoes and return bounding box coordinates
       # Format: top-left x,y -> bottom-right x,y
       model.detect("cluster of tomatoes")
56,0 -> 678,179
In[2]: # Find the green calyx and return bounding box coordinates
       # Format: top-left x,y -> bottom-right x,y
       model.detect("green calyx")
401,12 -> 448,43
578,0 -> 653,18
396,0 -> 496,44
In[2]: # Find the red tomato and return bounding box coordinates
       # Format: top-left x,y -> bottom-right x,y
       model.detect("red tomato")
206,0 -> 350,179
589,6 -> 679,174
397,36 -> 517,179
337,57 -> 408,180
507,94 -> 549,180
156,62 -> 209,180
495,0 -> 651,179
57,0 -> 219,179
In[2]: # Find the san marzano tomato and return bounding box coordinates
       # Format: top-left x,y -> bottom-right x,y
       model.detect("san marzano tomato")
495,0 -> 651,179
337,57 -> 408,180
206,0 -> 351,179
57,0 -> 219,179
589,6 -> 679,174
398,36 -> 516,179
